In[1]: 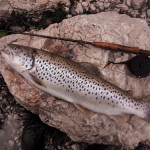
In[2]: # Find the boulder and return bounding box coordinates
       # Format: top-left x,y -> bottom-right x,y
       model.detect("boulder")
0,12 -> 150,149
131,0 -> 147,10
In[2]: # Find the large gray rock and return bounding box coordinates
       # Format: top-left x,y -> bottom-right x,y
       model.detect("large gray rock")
0,12 -> 150,149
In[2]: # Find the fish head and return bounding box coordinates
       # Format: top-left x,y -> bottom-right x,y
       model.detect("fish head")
1,44 -> 35,73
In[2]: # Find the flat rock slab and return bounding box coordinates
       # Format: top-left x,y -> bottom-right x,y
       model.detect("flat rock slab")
0,12 -> 150,149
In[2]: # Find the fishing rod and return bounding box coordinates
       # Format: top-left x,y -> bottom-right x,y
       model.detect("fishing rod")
1,29 -> 150,55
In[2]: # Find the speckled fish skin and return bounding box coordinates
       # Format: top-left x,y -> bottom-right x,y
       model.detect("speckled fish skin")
1,44 -> 150,121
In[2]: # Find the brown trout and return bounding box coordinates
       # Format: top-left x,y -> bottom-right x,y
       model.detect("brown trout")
1,43 -> 150,121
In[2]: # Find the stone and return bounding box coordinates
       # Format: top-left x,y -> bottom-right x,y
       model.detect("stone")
96,1 -> 105,11
75,3 -> 83,14
125,0 -> 132,7
147,9 -> 150,17
140,11 -> 147,18
114,8 -> 120,13
131,0 -> 147,10
8,140 -> 14,147
0,12 -> 150,149
0,0 -> 11,18
89,4 -> 96,11
10,26 -> 25,32
116,4 -> 129,11
104,2 -> 110,9
82,2 -> 89,7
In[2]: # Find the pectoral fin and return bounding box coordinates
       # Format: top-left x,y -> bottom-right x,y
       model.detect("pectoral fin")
80,62 -> 101,76
29,73 -> 46,87
110,113 -> 130,124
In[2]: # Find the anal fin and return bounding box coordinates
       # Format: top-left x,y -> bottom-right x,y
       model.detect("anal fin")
110,113 -> 130,125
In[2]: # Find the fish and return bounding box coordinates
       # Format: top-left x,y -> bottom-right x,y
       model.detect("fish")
1,43 -> 150,122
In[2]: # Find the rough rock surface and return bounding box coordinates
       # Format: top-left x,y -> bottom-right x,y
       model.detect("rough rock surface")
0,0 -> 150,30
131,0 -> 147,10
0,12 -> 150,149
0,0 -> 70,17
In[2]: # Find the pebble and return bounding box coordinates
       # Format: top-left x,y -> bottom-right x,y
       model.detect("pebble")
147,9 -> 150,17
125,0 -> 132,7
134,10 -> 140,17
8,140 -> 14,147
114,8 -> 121,13
82,2 -> 88,7
89,4 -> 96,11
64,6 -> 69,12
140,11 -> 146,18
104,2 -> 110,9
116,4 -> 129,11
71,144 -> 80,150
131,0 -> 147,10
76,3 -> 83,14
71,7 -> 77,15
97,1 -> 105,11
10,26 -> 25,32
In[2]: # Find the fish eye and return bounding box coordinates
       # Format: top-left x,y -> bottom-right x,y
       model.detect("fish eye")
14,48 -> 17,51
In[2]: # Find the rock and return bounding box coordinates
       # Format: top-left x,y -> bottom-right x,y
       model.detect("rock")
131,0 -> 147,10
0,12 -> 150,149
0,0 -> 70,23
104,2 -> 110,9
125,0 -> 132,7
10,26 -> 25,32
128,9 -> 140,17
96,2 -> 104,11
89,4 -> 96,11
141,11 -> 147,18
147,9 -> 150,17
0,0 -> 11,18
82,2 -> 89,7
116,4 -> 129,11
75,3 -> 83,14
114,8 -> 121,13
134,9 -> 141,17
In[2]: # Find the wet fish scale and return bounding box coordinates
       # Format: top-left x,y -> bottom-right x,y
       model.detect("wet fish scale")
1,44 -> 150,121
